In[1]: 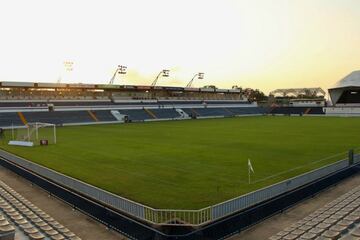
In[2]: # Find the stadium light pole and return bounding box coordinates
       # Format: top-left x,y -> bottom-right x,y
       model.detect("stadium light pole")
186,72 -> 204,88
57,61 -> 74,83
151,69 -> 170,87
109,65 -> 127,85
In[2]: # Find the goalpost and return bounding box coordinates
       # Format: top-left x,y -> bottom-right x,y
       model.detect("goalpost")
9,122 -> 56,147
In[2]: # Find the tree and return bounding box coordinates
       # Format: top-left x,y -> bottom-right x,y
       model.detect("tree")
242,88 -> 267,102
203,85 -> 217,90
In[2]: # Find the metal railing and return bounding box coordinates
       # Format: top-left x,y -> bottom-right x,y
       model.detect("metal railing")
0,150 -> 146,219
211,159 -> 349,220
354,150 -> 360,163
0,149 -> 357,226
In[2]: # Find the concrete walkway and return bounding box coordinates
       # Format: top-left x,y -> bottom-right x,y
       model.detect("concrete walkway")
0,166 -> 126,240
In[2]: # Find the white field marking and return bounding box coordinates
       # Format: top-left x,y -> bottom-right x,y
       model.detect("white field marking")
250,148 -> 359,185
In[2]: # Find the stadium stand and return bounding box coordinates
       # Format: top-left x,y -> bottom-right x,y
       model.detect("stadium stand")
0,101 -> 150,108
181,107 -> 266,117
205,100 -> 251,105
157,100 -> 203,105
22,111 -> 94,125
44,101 -> 113,106
0,113 -> 23,127
308,107 -> 325,115
328,71 -> 360,106
143,108 -> 157,119
325,71 -> 360,116
270,107 -> 308,115
0,105 -> 323,128
149,108 -> 181,119
0,102 -> 47,108
92,110 -> 117,122
269,185 -> 360,240
227,107 -> 266,115
117,109 -> 153,121
0,214 -> 15,240
269,107 -> 325,115
182,108 -> 231,117
0,180 -> 81,240
336,89 -> 360,104
0,100 -> 253,109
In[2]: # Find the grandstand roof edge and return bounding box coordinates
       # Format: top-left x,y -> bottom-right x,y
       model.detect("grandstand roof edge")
0,81 -> 240,92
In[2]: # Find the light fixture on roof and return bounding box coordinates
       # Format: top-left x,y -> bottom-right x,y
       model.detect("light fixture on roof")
151,69 -> 170,87
109,65 -> 127,85
57,61 -> 74,83
186,72 -> 204,88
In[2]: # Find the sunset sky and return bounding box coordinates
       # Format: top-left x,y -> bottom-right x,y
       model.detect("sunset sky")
0,0 -> 359,93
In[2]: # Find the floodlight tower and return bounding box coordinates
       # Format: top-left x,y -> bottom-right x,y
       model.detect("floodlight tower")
57,61 -> 74,83
186,72 -> 204,88
109,65 -> 127,85
151,69 -> 170,87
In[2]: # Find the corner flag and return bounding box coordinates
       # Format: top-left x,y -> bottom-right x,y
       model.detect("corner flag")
248,159 -> 254,173
248,159 -> 254,184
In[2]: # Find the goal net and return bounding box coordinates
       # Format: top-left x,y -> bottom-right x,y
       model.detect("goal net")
9,122 -> 56,146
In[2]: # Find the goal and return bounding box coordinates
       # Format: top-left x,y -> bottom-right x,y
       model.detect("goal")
9,122 -> 56,146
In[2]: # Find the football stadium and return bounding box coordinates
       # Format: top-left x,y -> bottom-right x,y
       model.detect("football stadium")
0,69 -> 359,239
1,1 -> 360,240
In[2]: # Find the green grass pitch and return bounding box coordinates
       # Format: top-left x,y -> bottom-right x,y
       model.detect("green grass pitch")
0,116 -> 359,209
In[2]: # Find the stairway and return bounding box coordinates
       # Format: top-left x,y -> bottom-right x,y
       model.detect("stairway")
224,108 -> 234,115
176,109 -> 189,118
87,110 -> 99,122
17,112 -> 28,125
110,110 -> 126,121
191,108 -> 200,117
144,108 -> 157,119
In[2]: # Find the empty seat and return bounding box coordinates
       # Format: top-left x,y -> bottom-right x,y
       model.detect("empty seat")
337,219 -> 354,228
19,223 -> 34,230
68,237 -> 82,240
51,234 -> 65,240
0,224 -> 15,240
276,230 -> 289,237
63,232 -> 76,238
45,229 -> 59,236
299,225 -> 313,232
321,230 -> 341,239
0,219 -> 10,227
300,232 -> 317,239
40,225 -> 52,231
34,221 -> 47,228
329,224 -> 348,234
57,227 -> 70,234
351,228 -> 360,237
270,185 -> 360,240
24,227 -> 38,235
283,234 -> 298,240
0,181 -> 81,240
309,227 -> 326,236
29,232 -> 45,240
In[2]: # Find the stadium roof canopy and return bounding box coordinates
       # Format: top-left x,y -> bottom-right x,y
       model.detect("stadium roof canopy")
329,70 -> 360,105
270,88 -> 326,97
